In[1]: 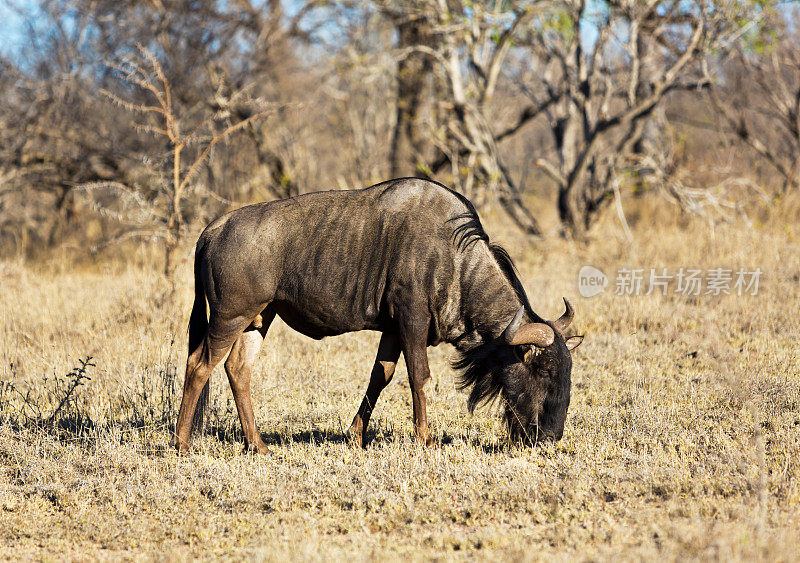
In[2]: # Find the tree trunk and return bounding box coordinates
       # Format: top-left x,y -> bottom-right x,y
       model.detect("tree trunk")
558,185 -> 582,239
390,17 -> 434,178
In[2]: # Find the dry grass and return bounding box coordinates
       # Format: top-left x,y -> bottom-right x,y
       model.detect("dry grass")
1,198 -> 799,561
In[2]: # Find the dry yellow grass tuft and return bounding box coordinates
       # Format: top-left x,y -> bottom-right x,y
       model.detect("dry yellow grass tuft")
1,199 -> 798,560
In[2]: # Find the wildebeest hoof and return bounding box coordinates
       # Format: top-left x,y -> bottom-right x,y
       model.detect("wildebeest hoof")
345,430 -> 365,449
345,421 -> 367,449
415,435 -> 435,448
243,442 -> 272,455
172,436 -> 192,454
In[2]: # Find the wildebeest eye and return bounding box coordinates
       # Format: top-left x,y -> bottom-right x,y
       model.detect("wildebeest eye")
513,345 -> 534,363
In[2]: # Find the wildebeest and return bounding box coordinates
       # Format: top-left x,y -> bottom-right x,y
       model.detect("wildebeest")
174,178 -> 582,453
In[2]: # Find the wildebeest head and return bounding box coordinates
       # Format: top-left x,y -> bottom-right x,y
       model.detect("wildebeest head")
455,298 -> 582,445
500,298 -> 583,444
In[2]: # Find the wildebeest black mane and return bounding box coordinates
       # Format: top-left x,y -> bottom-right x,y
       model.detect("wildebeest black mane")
444,200 -> 535,320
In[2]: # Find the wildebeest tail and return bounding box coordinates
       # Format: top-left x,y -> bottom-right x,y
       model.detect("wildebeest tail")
188,242 -> 210,436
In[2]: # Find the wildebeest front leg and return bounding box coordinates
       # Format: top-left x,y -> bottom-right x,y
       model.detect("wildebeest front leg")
348,332 -> 402,448
400,316 -> 434,447
225,310 -> 275,454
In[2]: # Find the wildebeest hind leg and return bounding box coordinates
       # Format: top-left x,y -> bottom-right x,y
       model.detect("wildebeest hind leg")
225,309 -> 275,454
174,315 -> 253,453
347,333 -> 402,448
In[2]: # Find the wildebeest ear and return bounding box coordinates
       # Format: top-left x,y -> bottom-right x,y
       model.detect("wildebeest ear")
565,335 -> 583,351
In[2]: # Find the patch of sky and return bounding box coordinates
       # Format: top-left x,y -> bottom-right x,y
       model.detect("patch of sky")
0,0 -> 39,58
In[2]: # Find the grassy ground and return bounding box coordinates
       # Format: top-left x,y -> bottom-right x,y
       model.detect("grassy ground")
1,200 -> 798,560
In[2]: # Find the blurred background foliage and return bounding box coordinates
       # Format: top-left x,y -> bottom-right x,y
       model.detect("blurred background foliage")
0,0 -> 798,270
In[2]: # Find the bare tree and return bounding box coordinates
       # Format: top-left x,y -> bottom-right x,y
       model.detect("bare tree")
708,9 -> 800,194
387,11 -> 437,178
98,46 -> 271,276
371,0 -> 754,238
516,0 -> 742,237
0,0 -> 327,257
377,1 -> 551,234
0,2 -> 144,252
0,0 -> 783,257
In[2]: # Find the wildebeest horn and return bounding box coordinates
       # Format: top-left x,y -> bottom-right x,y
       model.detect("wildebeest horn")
552,297 -> 574,334
502,306 -> 555,348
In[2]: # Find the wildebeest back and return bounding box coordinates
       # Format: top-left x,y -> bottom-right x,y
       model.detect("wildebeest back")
196,178 -> 476,341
